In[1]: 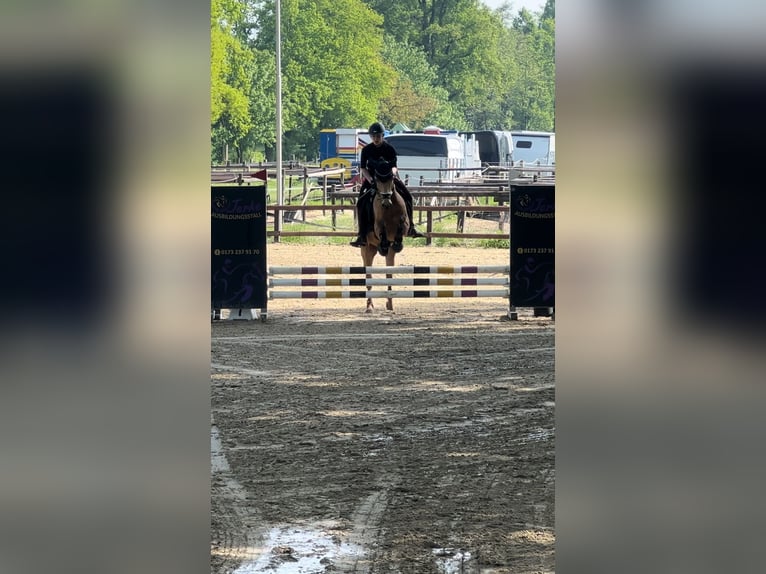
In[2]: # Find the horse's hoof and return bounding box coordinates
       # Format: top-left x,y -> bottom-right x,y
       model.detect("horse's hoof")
392,241 -> 403,253
386,302 -> 394,311
365,307 -> 373,314
378,246 -> 388,256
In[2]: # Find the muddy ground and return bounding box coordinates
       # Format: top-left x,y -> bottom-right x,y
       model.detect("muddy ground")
211,244 -> 555,573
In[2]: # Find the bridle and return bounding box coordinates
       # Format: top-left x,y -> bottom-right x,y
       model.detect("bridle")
372,160 -> 396,207
375,177 -> 395,207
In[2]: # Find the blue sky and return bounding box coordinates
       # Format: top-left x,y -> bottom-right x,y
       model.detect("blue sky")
481,0 -> 546,13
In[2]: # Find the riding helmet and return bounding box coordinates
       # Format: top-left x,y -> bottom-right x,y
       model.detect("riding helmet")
368,122 -> 385,135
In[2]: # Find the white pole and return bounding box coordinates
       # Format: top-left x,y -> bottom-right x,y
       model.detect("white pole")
275,0 -> 283,240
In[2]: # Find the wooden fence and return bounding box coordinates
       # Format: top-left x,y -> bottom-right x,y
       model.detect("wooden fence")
268,193 -> 511,244
212,163 -> 555,244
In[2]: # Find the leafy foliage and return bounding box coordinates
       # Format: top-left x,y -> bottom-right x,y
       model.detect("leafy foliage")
211,0 -> 555,162
211,0 -> 255,161
509,5 -> 555,130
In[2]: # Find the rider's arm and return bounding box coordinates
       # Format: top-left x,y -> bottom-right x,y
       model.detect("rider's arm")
360,147 -> 373,184
387,145 -> 399,178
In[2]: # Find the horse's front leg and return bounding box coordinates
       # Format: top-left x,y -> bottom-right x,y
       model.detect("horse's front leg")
392,215 -> 407,253
376,221 -> 389,256
366,273 -> 374,313
384,250 -> 396,311
361,245 -> 375,313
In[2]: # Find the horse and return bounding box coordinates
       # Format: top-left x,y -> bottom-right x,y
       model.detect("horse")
358,162 -> 410,312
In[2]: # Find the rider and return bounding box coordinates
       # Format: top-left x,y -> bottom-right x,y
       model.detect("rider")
349,122 -> 425,247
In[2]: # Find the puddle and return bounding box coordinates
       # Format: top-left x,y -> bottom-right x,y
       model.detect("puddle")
433,548 -> 472,573
213,426 -> 385,573
233,525 -> 365,573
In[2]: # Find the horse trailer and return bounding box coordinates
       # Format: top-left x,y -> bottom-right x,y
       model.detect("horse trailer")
460,130 -> 514,166
385,131 -> 481,185
510,130 -> 555,166
319,127 -> 375,178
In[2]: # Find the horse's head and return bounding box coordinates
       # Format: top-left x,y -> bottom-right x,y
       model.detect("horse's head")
374,161 -> 395,207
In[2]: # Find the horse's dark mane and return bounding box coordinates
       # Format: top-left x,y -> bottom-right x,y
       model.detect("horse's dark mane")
373,160 -> 394,182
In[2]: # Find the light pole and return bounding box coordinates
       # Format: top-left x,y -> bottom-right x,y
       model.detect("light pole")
275,0 -> 283,241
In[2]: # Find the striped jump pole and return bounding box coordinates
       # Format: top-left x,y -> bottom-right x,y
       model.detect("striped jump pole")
269,265 -> 509,275
270,289 -> 509,299
268,265 -> 510,301
269,277 -> 509,287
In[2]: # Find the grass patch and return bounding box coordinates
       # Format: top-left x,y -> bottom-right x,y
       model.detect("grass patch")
277,234 -> 352,246
477,238 -> 510,249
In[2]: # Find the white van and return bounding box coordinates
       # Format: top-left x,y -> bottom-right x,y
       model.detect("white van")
385,131 -> 481,186
510,130 -> 555,166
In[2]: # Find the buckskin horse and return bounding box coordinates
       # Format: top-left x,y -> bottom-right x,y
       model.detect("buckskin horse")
359,161 -> 410,312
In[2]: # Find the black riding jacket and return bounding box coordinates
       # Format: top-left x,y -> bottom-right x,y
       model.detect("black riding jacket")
360,140 -> 398,175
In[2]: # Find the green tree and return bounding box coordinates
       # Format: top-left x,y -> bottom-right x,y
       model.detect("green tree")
509,6 -> 554,131
534,14 -> 555,130
426,3 -> 517,130
363,0 -> 527,131
234,48 -> 277,163
253,0 -> 395,159
378,39 -> 440,129
211,0 -> 255,162
210,0 -> 556,161
541,0 -> 555,21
